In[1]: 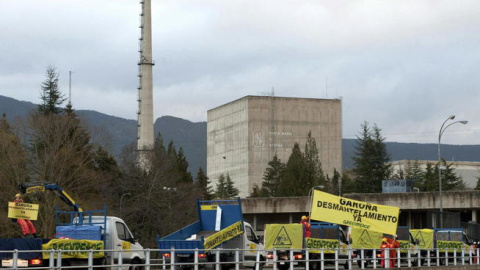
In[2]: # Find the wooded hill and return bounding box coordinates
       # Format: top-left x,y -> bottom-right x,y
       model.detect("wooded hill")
2,95 -> 480,173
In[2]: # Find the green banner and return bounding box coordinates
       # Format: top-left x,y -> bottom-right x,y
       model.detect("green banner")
437,240 -> 464,252
305,238 -> 339,253
42,239 -> 104,259
398,240 -> 413,253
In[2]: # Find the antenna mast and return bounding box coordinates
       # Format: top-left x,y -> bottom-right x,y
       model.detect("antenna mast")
68,71 -> 72,105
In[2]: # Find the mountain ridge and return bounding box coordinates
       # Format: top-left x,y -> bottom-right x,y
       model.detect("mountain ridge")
2,95 -> 479,173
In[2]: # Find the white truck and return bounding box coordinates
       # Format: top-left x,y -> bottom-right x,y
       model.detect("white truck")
2,208 -> 145,269
2,182 -> 145,269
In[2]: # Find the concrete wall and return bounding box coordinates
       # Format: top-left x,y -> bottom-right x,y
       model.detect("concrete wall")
242,191 -> 480,212
345,191 -> 480,210
242,191 -> 480,231
207,98 -> 249,195
207,96 -> 342,197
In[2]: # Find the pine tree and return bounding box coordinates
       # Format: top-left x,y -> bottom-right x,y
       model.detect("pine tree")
405,160 -> 424,182
402,159 -> 424,190
326,169 -> 341,195
277,143 -> 305,196
93,146 -> 118,172
225,173 -> 239,198
340,173 -> 355,195
250,184 -> 264,197
38,66 -> 66,115
176,148 -> 192,183
422,162 -> 437,191
352,122 -> 391,193
303,131 -> 326,192
215,174 -> 227,199
439,159 -> 465,190
475,175 -> 480,191
196,167 -> 214,200
260,154 -> 285,197
154,133 -> 166,158
166,141 -> 177,160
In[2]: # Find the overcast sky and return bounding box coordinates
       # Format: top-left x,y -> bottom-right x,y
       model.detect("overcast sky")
1,0 -> 479,145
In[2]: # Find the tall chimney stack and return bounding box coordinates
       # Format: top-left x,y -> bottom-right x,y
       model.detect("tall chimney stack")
137,0 -> 155,169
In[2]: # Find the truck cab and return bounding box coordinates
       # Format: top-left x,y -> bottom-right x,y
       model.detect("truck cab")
58,211 -> 145,268
433,228 -> 474,265
87,216 -> 145,267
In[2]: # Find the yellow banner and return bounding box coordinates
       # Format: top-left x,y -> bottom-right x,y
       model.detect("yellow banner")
265,224 -> 303,250
305,238 -> 338,253
201,205 -> 218,210
26,186 -> 45,194
42,239 -> 104,259
310,190 -> 399,235
350,227 -> 383,249
8,202 -> 39,220
410,229 -> 433,250
204,221 -> 243,250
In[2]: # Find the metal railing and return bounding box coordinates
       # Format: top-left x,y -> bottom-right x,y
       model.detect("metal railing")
0,247 -> 479,269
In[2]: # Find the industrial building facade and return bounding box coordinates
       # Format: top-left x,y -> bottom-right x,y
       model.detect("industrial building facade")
207,96 -> 342,197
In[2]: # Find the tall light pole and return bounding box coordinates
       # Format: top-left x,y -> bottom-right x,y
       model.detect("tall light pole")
438,115 -> 468,228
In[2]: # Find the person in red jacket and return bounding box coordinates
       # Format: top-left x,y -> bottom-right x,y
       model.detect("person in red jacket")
14,194 -> 37,238
300,215 -> 311,238
388,235 -> 400,267
380,237 -> 390,268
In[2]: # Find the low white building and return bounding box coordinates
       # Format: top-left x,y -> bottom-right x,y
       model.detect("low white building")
390,160 -> 480,189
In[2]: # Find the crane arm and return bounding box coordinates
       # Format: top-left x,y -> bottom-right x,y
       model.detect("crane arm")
19,182 -> 83,212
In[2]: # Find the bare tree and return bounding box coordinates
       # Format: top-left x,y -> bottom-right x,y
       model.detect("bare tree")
0,115 -> 29,237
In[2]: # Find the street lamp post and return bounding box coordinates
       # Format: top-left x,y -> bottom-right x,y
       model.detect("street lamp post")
438,115 -> 468,228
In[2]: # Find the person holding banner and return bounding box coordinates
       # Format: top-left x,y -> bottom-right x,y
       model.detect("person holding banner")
380,237 -> 390,268
388,235 -> 400,267
300,215 -> 311,238
14,194 -> 38,238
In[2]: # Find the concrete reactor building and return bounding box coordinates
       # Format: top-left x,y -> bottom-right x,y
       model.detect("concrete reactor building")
207,95 -> 342,197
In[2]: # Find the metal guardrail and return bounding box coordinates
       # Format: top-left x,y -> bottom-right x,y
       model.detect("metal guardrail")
1,247 -> 479,269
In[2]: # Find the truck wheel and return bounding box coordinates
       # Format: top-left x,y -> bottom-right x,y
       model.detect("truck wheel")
309,261 -> 319,270
252,256 -> 265,270
252,262 -> 264,270
220,262 -> 235,270
129,258 -> 144,270
357,259 -> 369,268
277,263 -> 289,270
412,258 -> 425,266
